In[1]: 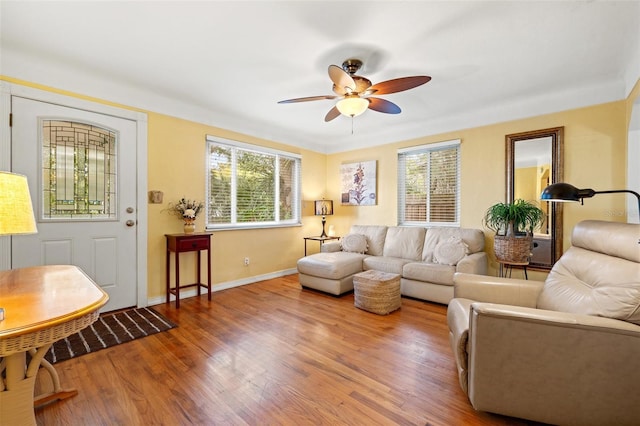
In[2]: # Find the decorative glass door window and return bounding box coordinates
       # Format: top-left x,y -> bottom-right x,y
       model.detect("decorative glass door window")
41,120 -> 117,220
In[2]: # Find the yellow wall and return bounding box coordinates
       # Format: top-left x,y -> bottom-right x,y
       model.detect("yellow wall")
627,79 -> 640,126
514,167 -> 538,202
2,76 -> 636,291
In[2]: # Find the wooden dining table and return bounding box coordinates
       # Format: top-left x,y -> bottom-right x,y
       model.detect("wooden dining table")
0,265 -> 108,426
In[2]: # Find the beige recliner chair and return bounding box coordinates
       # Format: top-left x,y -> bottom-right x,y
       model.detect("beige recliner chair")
447,220 -> 640,426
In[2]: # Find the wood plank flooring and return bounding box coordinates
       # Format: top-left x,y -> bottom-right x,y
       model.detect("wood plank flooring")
35,274 -> 540,425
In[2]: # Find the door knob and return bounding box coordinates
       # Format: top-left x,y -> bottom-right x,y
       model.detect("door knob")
126,220 -> 135,227
126,207 -> 135,213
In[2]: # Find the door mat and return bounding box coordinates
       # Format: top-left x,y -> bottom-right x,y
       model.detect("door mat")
45,306 -> 177,364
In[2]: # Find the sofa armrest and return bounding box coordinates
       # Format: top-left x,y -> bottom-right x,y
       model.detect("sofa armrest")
466,302 -> 640,425
453,272 -> 543,308
471,302 -> 640,333
447,298 -> 475,393
456,252 -> 487,275
320,241 -> 342,253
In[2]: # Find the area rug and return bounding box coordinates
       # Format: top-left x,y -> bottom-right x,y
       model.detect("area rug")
45,307 -> 177,364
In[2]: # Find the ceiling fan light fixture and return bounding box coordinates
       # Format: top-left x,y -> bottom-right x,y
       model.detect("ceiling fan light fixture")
336,96 -> 369,117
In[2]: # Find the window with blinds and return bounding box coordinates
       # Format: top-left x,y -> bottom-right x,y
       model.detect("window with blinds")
206,136 -> 301,229
397,140 -> 461,226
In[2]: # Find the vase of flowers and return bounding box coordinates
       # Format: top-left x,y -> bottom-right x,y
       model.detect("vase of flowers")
167,198 -> 204,234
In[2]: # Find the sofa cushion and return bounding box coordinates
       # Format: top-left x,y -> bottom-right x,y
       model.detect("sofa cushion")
422,227 -> 484,262
351,225 -> 388,256
403,262 -> 456,286
537,220 -> 640,325
341,233 -> 368,254
434,237 -> 469,266
297,252 -> 365,280
363,256 -> 411,275
382,226 -> 426,261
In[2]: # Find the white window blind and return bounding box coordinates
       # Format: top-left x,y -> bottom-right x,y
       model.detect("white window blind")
206,136 -> 301,229
397,139 -> 461,226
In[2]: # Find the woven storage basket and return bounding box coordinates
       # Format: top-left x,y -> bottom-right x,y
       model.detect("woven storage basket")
353,270 -> 401,315
494,234 -> 533,263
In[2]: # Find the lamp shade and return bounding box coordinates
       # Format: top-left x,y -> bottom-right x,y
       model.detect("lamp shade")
540,183 -> 595,203
336,96 -> 369,117
541,182 -> 640,216
0,171 -> 37,235
314,199 -> 333,216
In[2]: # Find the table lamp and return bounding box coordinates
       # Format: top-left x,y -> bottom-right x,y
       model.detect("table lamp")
0,171 -> 37,235
314,199 -> 333,238
540,182 -> 640,214
0,171 -> 38,320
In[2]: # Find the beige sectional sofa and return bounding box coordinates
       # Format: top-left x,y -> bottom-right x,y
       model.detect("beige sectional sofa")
297,225 -> 487,304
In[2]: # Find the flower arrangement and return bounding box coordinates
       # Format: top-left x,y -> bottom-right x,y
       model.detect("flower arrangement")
167,198 -> 205,224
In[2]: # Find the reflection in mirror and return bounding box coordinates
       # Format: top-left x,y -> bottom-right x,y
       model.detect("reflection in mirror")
514,137 -> 552,235
506,127 -> 563,270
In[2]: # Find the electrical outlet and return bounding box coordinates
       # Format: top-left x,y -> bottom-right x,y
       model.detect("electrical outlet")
244,257 -> 250,266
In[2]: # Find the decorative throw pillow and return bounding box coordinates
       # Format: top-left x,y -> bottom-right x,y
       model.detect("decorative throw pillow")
341,233 -> 368,254
433,237 -> 468,266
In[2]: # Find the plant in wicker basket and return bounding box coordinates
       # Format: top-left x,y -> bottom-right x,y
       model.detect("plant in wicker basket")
484,199 -> 545,263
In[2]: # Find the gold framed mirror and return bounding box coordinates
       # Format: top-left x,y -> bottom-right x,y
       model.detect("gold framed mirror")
506,127 -> 564,270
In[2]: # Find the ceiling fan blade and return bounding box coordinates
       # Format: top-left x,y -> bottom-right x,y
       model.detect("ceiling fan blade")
368,97 -> 401,114
328,65 -> 356,92
369,76 -> 431,95
278,95 -> 337,104
324,106 -> 341,122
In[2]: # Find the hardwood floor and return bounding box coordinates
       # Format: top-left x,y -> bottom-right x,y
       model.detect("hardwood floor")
35,274 -> 539,425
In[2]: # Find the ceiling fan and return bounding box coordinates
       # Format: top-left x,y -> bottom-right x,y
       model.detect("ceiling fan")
278,59 -> 431,122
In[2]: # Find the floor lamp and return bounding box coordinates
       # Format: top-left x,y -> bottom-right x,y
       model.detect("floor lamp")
540,182 -> 640,216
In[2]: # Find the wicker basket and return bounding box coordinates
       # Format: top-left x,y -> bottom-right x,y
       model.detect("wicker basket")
494,234 -> 533,263
0,310 -> 99,357
353,270 -> 401,315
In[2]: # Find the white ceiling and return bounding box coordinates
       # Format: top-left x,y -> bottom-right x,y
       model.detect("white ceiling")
2,1 -> 639,154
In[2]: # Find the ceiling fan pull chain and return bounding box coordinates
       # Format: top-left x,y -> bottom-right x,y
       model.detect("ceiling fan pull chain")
351,116 -> 354,135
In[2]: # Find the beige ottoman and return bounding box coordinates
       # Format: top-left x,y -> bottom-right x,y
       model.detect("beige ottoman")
353,270 -> 401,315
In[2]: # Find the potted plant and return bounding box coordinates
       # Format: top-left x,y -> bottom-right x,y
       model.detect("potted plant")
484,199 -> 545,263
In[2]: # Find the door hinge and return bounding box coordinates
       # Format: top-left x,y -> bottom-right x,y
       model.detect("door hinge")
9,113 -> 12,127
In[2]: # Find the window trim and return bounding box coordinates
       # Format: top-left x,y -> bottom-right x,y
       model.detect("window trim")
397,139 -> 461,227
205,135 -> 302,231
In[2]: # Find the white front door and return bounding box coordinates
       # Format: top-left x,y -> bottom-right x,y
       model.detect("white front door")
11,96 -> 138,312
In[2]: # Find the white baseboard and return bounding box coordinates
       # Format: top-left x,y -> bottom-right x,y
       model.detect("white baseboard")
146,268 -> 298,307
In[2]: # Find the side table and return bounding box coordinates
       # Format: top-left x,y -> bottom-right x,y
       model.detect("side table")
0,265 -> 108,426
498,260 -> 529,279
303,235 -> 340,256
165,232 -> 212,308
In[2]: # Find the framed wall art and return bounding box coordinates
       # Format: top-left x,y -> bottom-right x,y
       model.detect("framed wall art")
340,160 -> 377,206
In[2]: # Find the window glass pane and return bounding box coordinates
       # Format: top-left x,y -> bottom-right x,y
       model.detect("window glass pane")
237,150 -> 275,223
429,148 -> 458,223
208,144 -> 232,223
403,152 -> 428,222
42,120 -> 116,220
279,157 -> 295,220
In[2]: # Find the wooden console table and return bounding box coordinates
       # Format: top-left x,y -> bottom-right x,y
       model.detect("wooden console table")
0,265 -> 108,426
165,232 -> 212,308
